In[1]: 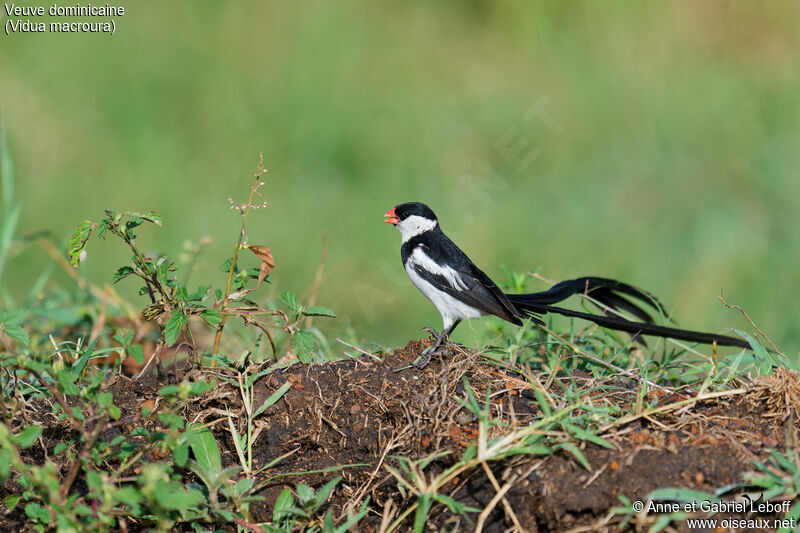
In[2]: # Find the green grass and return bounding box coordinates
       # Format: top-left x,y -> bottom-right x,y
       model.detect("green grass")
1,2 -> 798,356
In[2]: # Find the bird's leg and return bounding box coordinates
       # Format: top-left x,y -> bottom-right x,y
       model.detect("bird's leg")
414,320 -> 461,369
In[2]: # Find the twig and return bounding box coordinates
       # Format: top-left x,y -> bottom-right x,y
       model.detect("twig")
478,461 -> 523,532
337,338 -> 382,361
27,370 -> 85,433
598,388 -> 747,434
135,341 -> 164,379
474,471 -> 519,533
60,414 -> 108,498
233,517 -> 266,533
377,498 -> 397,533
582,461 -> 610,488
719,293 -> 786,363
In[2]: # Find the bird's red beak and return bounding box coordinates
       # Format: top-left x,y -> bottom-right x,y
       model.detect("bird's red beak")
383,208 -> 399,225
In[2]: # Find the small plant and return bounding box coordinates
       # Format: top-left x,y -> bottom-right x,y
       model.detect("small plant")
0,344 -> 215,531
215,360 -> 292,475
746,448 -> 800,518
67,155 -> 336,371
269,477 -> 369,533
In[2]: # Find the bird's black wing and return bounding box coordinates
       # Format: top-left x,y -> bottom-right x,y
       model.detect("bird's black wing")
409,261 -> 529,326
406,230 -> 531,325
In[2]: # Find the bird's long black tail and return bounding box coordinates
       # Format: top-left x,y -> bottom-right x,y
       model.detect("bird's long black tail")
506,277 -> 749,348
517,277 -> 667,323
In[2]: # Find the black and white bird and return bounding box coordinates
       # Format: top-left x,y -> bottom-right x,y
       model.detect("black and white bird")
384,202 -> 749,368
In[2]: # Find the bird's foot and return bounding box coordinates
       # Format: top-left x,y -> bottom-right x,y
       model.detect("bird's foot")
414,330 -> 449,369
413,348 -> 434,369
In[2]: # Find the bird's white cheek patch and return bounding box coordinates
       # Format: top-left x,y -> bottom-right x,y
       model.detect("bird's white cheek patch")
398,215 -> 438,243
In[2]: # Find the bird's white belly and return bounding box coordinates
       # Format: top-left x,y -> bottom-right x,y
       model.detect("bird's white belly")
406,265 -> 483,330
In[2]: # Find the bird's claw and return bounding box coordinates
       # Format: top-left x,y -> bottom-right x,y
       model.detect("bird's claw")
413,348 -> 434,369
421,327 -> 439,339
413,338 -> 450,369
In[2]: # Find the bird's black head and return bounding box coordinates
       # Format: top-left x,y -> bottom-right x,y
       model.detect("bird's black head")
383,202 -> 440,240
391,202 -> 437,223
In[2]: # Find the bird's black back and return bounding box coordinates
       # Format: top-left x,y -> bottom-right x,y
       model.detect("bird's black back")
402,227 -> 524,325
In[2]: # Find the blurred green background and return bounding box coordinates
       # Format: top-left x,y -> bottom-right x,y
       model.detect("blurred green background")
2,1 -> 798,357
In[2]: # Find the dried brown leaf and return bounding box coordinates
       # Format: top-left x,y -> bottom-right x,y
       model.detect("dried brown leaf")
245,245 -> 275,288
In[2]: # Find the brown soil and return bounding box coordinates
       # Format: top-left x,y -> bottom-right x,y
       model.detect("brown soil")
3,339 -> 798,532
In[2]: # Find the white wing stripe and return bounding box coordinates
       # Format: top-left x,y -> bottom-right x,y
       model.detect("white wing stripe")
409,248 -> 469,291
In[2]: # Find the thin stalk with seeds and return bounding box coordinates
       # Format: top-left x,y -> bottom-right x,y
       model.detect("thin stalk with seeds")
212,156 -> 267,355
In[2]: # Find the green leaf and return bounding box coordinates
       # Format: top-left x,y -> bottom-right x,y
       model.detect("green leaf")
154,483 -> 204,511
245,368 -> 270,389
164,310 -> 188,346
24,502 -> 51,524
647,488 -> 718,504
0,458 -> 11,483
97,391 -> 112,408
158,384 -> 180,396
159,412 -> 184,429
219,257 -> 235,273
779,501 -> 800,533
311,476 -> 341,512
280,291 -> 299,311
562,422 -> 616,450
188,426 -> 221,475
4,495 -> 20,511
189,379 -> 215,396
56,370 -> 80,396
129,344 -> 144,364
433,493 -> 481,516
235,476 -> 255,493
504,445 -> 551,456
3,324 -> 29,346
86,470 -> 103,490
651,512 -> 688,531
735,330 -> 776,374
533,387 -> 552,416
201,309 -> 223,327
292,329 -> 315,363
68,220 -> 94,267
10,426 -> 41,449
136,211 -> 162,225
296,484 -> 315,505
558,441 -> 591,470
413,493 -> 433,533
273,488 -> 303,523
112,266 -> 136,284
305,306 -> 336,318
254,381 -> 292,418
53,442 -> 70,455
121,211 -> 162,226
113,487 -> 142,514
97,218 -> 110,239
332,498 -> 370,533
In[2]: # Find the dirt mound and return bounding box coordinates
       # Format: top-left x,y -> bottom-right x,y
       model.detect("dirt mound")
181,340 -> 795,531
5,339 -> 796,531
